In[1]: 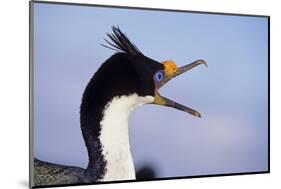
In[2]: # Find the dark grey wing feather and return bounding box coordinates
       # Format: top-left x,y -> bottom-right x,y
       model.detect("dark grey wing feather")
33,158 -> 95,187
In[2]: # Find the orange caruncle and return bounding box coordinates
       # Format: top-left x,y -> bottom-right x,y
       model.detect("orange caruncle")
162,60 -> 177,76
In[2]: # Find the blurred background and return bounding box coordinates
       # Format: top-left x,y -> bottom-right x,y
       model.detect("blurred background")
33,2 -> 268,179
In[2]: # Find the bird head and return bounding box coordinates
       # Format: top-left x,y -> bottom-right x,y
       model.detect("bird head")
93,26 -> 207,117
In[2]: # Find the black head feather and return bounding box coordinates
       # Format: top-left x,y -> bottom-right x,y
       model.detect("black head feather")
102,26 -> 143,56
80,27 -> 164,180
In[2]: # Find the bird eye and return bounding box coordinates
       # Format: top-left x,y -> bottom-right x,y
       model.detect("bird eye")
154,70 -> 164,82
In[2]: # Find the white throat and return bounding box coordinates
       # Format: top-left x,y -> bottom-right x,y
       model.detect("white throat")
99,93 -> 154,181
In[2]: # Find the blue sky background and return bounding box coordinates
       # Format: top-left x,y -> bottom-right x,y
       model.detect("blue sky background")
33,3 -> 268,178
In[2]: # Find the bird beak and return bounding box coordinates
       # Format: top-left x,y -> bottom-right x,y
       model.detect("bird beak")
152,59 -> 207,118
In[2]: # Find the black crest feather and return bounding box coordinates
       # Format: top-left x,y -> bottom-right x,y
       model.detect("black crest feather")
102,26 -> 143,55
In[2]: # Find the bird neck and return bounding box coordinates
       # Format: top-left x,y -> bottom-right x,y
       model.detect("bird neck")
80,93 -> 154,181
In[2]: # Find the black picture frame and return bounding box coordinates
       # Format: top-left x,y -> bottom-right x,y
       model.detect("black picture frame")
29,1 -> 270,188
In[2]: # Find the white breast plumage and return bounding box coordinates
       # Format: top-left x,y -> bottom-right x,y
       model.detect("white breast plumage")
98,94 -> 154,181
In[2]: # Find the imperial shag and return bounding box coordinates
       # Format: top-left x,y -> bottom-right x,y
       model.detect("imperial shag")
33,26 -> 207,187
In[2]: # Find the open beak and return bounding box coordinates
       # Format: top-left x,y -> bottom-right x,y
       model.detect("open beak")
152,59 -> 207,118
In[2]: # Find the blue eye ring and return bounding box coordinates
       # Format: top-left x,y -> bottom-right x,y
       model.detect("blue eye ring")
154,70 -> 164,82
